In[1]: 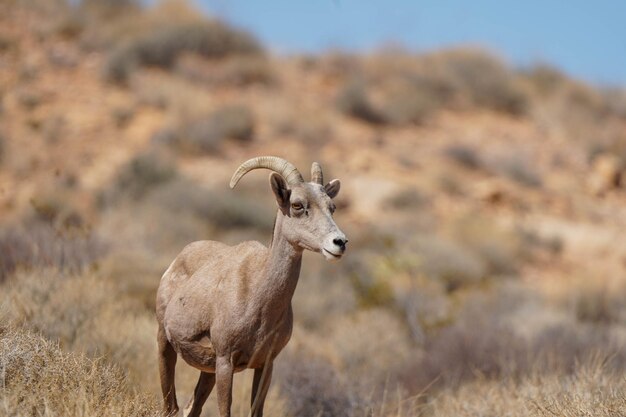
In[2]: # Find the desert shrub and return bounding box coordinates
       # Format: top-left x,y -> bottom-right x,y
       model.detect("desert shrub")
104,21 -> 263,83
413,236 -> 486,290
147,179 -> 274,232
322,309 -> 414,379
378,73 -> 451,125
443,144 -> 482,169
111,105 -> 135,128
384,187 -> 429,210
0,131 -> 6,164
563,279 -> 626,325
155,105 -> 254,154
0,221 -> 105,282
275,351 -> 365,417
449,215 -> 520,277
428,356 -> 626,417
436,49 -> 529,115
398,287 -> 626,395
106,149 -> 178,202
336,80 -> 387,124
176,54 -> 276,87
0,34 -> 17,52
523,63 -> 570,97
0,326 -> 159,416
488,153 -> 543,187
293,261 -> 357,328
602,87 -> 626,119
16,89 -> 42,110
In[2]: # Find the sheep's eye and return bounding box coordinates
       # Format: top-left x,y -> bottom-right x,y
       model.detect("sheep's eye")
291,202 -> 304,211
329,204 -> 336,214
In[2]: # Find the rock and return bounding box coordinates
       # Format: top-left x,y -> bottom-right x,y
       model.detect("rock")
588,153 -> 623,195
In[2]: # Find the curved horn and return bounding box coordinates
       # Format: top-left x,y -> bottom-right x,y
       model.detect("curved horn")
230,156 -> 304,188
311,162 -> 323,185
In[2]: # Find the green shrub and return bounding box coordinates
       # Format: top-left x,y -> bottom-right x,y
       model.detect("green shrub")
104,21 -> 263,83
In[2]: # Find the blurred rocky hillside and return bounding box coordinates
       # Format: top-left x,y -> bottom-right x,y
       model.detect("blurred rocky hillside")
2,1 -> 626,416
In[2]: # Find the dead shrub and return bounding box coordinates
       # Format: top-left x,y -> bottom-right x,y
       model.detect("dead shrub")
104,21 -> 263,83
0,326 -> 159,416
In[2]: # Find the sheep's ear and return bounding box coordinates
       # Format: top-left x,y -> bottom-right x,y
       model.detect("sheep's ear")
324,179 -> 341,199
270,173 -> 291,209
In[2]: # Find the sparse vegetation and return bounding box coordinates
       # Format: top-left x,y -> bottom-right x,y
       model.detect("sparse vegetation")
104,21 -> 263,83
3,1 -> 626,416
0,221 -> 104,282
107,149 -> 178,201
154,105 -> 254,154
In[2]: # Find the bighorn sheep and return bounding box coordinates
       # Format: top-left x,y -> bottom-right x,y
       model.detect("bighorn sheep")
156,156 -> 348,417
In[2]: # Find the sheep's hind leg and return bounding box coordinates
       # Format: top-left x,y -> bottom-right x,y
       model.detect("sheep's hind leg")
250,361 -> 273,417
183,372 -> 216,417
158,326 -> 179,416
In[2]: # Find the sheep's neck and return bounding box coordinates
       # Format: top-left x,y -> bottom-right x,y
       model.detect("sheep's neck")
258,211 -> 302,315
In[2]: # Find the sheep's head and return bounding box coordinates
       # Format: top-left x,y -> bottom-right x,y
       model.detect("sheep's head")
230,156 -> 347,261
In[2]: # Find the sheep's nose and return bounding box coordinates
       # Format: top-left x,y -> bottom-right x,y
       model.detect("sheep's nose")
333,237 -> 348,251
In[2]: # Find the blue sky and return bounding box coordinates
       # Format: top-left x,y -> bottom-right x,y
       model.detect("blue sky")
196,0 -> 626,86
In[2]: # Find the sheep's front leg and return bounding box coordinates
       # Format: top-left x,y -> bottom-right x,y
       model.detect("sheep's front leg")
250,361 -> 273,417
216,355 -> 234,417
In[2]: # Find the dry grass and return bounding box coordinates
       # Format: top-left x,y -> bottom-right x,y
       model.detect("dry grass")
0,325 -> 160,416
427,356 -> 626,417
0,269 -> 159,389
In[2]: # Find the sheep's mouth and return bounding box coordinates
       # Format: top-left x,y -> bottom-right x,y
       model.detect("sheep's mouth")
323,248 -> 343,259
